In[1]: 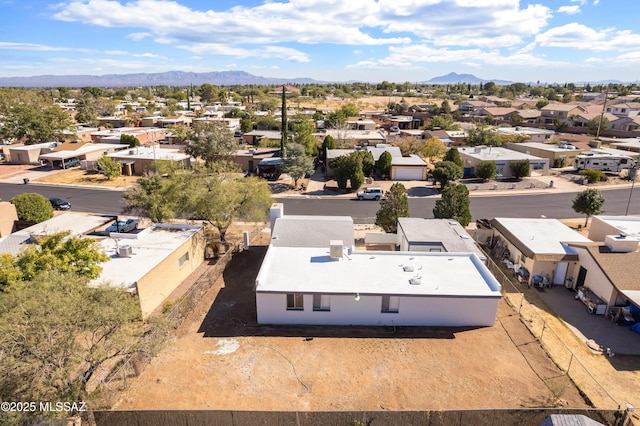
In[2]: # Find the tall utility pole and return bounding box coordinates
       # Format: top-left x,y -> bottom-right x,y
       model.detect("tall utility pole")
280,85 -> 288,157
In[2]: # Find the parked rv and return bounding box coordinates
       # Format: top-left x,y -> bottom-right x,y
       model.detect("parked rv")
574,153 -> 635,172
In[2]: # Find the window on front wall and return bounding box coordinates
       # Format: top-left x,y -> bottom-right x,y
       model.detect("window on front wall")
286,293 -> 304,310
381,295 -> 400,313
313,295 -> 330,311
178,251 -> 189,268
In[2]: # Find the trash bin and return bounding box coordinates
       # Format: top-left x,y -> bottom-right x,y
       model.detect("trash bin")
23,178 -> 29,184
550,180 -> 554,188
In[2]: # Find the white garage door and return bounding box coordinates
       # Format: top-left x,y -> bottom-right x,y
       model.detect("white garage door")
394,167 -> 424,180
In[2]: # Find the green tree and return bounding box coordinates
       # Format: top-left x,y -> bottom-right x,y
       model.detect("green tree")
476,160 -> 497,181
432,161 -> 463,188
350,157 -> 365,191
124,166 -> 273,241
433,183 -> 471,227
572,188 -> 605,227
280,85 -> 288,157
240,117 -> 253,133
377,150 -> 393,177
0,89 -> 73,144
358,150 -> 376,177
330,155 -> 355,190
510,113 -> 523,125
587,114 -> 611,134
339,103 -> 360,118
97,156 -> 122,180
281,143 -> 314,188
426,115 -> 460,130
375,182 -> 409,233
0,271 -> 164,415
510,159 -> 531,181
443,147 -> 463,167
121,133 -> 141,147
291,115 -> 318,156
184,122 -> 239,167
13,231 -> 109,281
421,137 -> 447,162
0,253 -> 22,290
465,124 -> 500,147
535,100 -> 549,109
10,193 -> 53,223
199,83 -> 218,104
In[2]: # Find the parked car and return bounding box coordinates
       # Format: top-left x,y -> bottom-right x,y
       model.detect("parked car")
106,218 -> 139,233
61,158 -> 80,168
49,197 -> 71,210
356,187 -> 383,201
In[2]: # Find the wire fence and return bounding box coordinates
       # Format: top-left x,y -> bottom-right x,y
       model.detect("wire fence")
486,256 -> 620,409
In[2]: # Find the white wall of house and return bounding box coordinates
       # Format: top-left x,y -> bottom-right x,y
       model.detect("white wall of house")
256,292 -> 499,327
572,247 -> 616,306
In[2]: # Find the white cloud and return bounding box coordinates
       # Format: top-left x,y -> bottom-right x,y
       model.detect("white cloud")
558,6 -> 581,14
536,23 -> 640,51
126,32 -> 151,41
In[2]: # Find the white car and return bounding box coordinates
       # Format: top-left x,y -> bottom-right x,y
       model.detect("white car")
357,187 -> 383,200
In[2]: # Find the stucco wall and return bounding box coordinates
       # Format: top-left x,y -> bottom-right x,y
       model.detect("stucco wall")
135,231 -> 205,318
573,247 -> 615,307
256,292 -> 500,327
0,202 -> 18,237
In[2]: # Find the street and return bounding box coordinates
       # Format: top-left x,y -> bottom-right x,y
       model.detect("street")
2,182 -> 640,221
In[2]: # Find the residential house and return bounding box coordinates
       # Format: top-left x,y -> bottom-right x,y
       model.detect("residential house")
496,126 -> 555,142
609,138 -> 640,153
255,205 -> 502,327
107,145 -> 191,176
605,102 -> 640,116
90,127 -> 167,145
477,107 -> 517,121
397,218 -> 487,263
7,142 -> 60,165
231,147 -> 281,173
504,142 -> 583,168
243,130 -> 282,146
458,146 -> 549,177
539,104 -> 588,126
571,112 -> 618,129
609,115 -> 640,132
347,117 -> 376,131
38,141 -> 127,169
487,218 -> 592,286
458,100 -> 495,115
513,109 -> 541,124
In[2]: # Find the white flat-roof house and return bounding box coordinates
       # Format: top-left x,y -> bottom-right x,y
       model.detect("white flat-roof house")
488,218 -> 592,287
497,126 -> 555,143
255,205 -> 502,327
458,146 -> 550,178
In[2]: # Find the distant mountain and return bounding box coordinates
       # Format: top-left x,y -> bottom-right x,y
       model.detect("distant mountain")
0,70 -> 325,87
424,72 -> 512,85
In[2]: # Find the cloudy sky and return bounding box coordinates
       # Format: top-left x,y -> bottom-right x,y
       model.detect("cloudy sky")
0,0 -> 638,83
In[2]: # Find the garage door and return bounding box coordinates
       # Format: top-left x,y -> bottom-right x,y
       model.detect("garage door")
394,167 -> 424,180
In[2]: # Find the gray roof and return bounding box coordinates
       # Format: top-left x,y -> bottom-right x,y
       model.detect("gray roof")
397,218 -> 486,261
271,215 -> 354,248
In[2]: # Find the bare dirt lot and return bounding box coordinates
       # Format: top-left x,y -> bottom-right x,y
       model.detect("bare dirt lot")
114,231 -> 590,413
35,168 -> 138,188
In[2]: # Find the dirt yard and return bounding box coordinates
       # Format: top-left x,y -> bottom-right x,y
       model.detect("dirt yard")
113,231 -> 591,413
35,168 -> 139,188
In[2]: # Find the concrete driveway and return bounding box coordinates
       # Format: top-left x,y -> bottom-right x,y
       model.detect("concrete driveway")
537,286 -> 640,355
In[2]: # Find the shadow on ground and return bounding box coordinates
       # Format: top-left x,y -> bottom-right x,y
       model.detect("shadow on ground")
197,245 -> 470,339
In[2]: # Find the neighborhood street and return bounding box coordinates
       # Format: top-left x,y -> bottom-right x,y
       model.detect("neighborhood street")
1,181 -> 640,220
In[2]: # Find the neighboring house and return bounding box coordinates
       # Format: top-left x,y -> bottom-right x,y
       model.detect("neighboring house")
458,101 -> 496,114
325,145 -> 405,178
505,142 -> 583,166
605,102 -> 640,116
487,218 -> 592,286
609,115 -> 640,132
347,117 -> 376,131
243,130 -> 282,146
566,237 -> 640,312
590,147 -> 640,160
390,155 -> 428,181
397,218 -> 487,263
513,109 -> 541,124
571,112 -> 618,129
496,126 -> 555,143
96,117 -> 127,128
7,142 -> 60,165
588,215 -> 640,242
320,129 -> 387,147
389,115 -> 417,130
107,145 -> 192,176
38,141 -> 127,169
230,147 -> 280,173
92,223 -> 205,318
539,104 -> 588,125
91,127 -> 167,145
580,92 -> 607,102
458,146 -> 550,177
477,107 -> 517,121
255,205 -> 502,327
609,138 -> 640,153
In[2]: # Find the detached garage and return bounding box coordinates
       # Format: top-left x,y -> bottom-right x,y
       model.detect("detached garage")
390,155 -> 428,181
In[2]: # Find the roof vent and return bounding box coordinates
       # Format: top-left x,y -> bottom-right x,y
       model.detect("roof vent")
403,265 -> 415,272
329,240 -> 344,260
604,235 -> 639,253
409,277 -> 421,285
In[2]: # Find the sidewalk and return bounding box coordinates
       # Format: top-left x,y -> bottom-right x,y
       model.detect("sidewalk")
284,170 -> 637,199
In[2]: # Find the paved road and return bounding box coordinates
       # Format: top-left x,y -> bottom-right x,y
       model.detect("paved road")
4,182 -> 637,221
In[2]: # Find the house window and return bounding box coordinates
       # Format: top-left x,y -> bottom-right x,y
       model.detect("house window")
381,295 -> 400,313
287,294 -> 304,311
313,295 -> 331,311
178,251 -> 189,268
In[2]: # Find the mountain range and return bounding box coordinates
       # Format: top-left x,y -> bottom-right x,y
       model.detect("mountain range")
0,70 -> 628,87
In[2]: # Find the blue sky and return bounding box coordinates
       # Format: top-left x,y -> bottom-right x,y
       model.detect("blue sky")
0,0 -> 638,83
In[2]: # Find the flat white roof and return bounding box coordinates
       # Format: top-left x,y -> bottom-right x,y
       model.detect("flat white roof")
514,142 -> 583,153
256,247 -> 501,297
91,224 -> 202,290
493,217 -> 592,254
39,143 -> 125,160
594,215 -> 640,238
108,146 -> 190,161
459,146 -> 546,161
497,127 -> 555,135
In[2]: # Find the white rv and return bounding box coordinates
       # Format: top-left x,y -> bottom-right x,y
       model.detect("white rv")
574,153 -> 635,172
